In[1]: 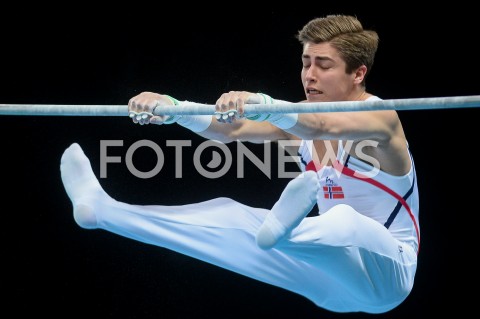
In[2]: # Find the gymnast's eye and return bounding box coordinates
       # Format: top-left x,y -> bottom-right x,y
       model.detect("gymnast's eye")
317,61 -> 333,70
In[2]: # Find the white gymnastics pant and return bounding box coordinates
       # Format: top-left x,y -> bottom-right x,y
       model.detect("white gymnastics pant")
61,144 -> 417,314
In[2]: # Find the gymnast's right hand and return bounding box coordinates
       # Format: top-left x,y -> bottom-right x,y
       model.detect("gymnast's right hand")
128,91 -> 175,125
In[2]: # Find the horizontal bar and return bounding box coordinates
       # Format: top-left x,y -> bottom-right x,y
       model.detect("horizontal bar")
1,95 -> 479,116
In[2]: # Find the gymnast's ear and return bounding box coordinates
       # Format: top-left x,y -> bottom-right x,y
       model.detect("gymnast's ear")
353,65 -> 367,85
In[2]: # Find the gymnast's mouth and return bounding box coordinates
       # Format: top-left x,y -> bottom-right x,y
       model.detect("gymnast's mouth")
306,88 -> 322,95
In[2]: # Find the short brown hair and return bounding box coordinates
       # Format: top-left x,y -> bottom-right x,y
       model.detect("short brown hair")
297,15 -> 379,85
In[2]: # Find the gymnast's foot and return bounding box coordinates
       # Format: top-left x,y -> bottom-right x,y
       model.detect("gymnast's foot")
60,143 -> 108,229
256,171 -> 319,249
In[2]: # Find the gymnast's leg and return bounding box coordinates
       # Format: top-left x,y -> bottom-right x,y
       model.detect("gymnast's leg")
256,171 -> 318,249
60,143 -> 333,299
59,143 -> 416,313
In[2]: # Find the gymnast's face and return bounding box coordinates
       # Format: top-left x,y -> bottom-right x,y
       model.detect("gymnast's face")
301,42 -> 358,102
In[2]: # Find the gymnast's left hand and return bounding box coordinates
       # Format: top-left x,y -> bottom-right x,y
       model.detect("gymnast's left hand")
215,91 -> 262,123
128,91 -> 174,125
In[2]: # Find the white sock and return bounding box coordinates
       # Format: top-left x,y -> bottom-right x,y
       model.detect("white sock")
256,171 -> 318,249
60,143 -> 108,229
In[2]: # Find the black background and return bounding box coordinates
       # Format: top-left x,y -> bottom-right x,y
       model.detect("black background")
1,4 -> 478,318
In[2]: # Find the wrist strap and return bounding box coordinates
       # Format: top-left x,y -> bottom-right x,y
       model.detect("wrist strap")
164,95 -> 179,106
245,93 -> 275,121
246,93 -> 298,130
163,95 -> 182,124
162,97 -> 212,132
257,92 -> 274,104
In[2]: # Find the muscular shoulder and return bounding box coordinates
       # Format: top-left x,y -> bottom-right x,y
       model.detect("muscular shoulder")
352,112 -> 411,175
